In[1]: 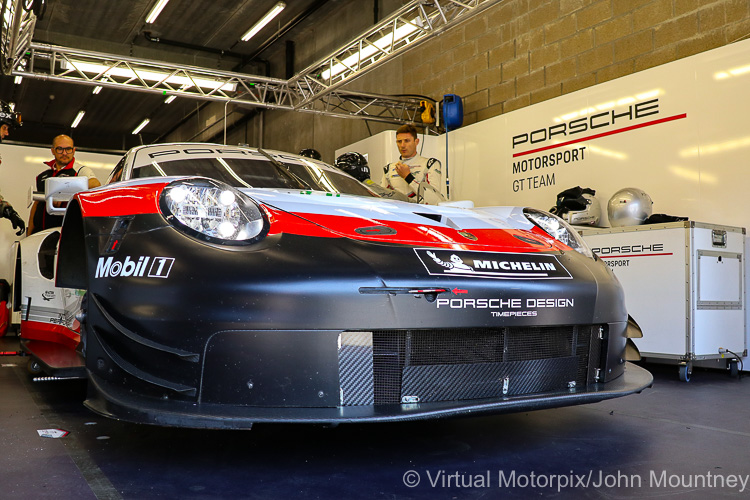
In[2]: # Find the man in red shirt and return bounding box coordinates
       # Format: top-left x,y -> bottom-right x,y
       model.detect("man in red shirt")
27,134 -> 101,235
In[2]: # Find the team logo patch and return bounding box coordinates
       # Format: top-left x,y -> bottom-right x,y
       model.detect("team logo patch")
415,249 -> 571,280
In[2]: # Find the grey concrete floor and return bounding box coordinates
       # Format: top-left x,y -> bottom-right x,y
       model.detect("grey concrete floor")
1,333 -> 749,499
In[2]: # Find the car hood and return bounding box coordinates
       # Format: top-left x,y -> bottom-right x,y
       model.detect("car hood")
244,189 -> 560,252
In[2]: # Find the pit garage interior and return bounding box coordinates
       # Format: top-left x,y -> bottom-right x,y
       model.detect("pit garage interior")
1,0 -> 750,498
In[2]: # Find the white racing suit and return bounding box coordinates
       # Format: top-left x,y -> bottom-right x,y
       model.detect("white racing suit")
380,155 -> 445,204
362,179 -> 411,202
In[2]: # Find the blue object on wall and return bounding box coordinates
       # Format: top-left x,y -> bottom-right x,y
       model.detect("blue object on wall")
443,94 -> 463,130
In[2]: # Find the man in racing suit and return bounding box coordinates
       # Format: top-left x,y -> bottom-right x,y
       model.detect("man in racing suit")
380,124 -> 444,204
27,134 -> 101,235
0,100 -> 26,236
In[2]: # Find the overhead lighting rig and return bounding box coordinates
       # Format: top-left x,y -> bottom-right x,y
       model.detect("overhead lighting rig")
289,0 -> 503,107
2,0 -> 503,129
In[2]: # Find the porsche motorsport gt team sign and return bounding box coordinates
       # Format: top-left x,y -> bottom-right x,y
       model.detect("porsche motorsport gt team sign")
509,97 -> 687,194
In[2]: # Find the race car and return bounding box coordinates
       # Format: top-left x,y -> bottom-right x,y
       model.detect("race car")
13,229 -> 84,376
29,143 -> 651,429
12,177 -> 90,376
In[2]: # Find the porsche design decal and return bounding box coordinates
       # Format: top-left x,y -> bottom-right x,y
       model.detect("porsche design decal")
95,256 -> 174,279
415,249 -> 571,279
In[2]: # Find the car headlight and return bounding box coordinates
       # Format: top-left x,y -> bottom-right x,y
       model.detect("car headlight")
523,208 -> 594,259
160,178 -> 267,245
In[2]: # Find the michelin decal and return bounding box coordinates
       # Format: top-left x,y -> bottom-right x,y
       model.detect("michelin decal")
416,249 -> 571,280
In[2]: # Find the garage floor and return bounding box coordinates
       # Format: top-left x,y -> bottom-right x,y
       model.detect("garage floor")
2,333 -> 748,500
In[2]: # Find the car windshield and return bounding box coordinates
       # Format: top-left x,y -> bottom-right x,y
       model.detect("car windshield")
131,157 -> 377,197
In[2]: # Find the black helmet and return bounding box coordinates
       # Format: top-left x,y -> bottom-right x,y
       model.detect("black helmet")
298,148 -> 321,160
549,186 -> 600,226
335,152 -> 370,182
0,100 -> 22,130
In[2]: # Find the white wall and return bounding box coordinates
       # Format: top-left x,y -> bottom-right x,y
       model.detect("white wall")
0,144 -> 119,279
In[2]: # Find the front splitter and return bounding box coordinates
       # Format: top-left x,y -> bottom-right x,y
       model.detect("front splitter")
82,363 -> 653,429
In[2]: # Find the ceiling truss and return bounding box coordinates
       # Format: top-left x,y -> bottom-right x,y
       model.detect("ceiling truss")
290,0 -> 503,107
2,0 -> 502,128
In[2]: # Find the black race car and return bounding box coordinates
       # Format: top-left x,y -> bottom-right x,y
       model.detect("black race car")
46,143 -> 651,429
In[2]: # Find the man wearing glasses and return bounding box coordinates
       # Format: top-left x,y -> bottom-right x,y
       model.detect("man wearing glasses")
27,134 -> 101,235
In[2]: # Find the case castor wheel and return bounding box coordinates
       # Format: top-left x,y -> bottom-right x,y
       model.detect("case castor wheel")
729,360 -> 739,378
678,364 -> 691,382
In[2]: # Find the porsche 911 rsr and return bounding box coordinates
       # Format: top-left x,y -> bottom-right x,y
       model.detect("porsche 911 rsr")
32,143 -> 651,429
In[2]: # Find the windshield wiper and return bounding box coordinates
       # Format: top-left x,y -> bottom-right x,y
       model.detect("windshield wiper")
257,148 -> 310,190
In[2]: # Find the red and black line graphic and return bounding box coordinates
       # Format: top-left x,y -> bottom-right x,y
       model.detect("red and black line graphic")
597,252 -> 673,259
513,113 -> 687,158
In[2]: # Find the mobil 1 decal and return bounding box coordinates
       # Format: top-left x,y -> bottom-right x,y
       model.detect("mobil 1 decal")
95,255 -> 174,279
415,249 -> 571,280
509,97 -> 687,193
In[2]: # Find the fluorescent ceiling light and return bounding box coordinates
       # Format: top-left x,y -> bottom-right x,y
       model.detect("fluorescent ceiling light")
92,85 -> 102,94
164,95 -> 176,104
71,110 -> 85,128
13,75 -> 22,84
132,118 -> 150,135
321,18 -> 420,80
145,0 -> 170,24
66,60 -> 237,92
241,2 -> 285,41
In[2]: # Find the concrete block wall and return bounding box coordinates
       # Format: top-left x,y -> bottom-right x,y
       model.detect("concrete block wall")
404,0 -> 750,127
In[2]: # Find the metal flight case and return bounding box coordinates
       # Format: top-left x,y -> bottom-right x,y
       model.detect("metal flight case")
579,221 -> 746,381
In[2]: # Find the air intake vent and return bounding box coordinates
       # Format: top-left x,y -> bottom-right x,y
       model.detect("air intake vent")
338,326 -> 602,406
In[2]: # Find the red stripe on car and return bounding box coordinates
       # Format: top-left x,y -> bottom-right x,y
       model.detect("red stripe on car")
267,211 -> 568,252
76,184 -> 169,217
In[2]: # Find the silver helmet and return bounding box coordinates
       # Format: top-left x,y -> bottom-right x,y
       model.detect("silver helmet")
607,187 -> 653,227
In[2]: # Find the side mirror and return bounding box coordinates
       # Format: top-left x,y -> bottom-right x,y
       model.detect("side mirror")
31,177 -> 89,215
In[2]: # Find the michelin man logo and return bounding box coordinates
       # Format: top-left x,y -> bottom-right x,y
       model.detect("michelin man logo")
426,251 -> 473,273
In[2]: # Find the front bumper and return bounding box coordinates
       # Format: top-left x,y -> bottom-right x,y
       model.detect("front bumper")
76,214 -> 643,428
84,363 -> 652,429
